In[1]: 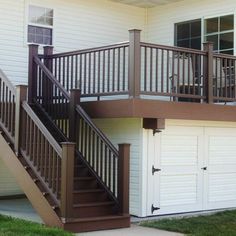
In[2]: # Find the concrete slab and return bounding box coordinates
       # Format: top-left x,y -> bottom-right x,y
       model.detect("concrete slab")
78,224 -> 183,236
0,198 -> 42,223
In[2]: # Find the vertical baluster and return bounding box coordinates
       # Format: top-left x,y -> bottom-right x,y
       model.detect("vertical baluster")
93,52 -> 96,94
144,47 -> 147,92
98,51 -> 101,94
113,154 -> 116,195
100,141 -> 103,180
108,50 -> 110,93
5,86 -> 8,126
96,135 -> 99,173
103,50 -> 106,93
112,48 -> 115,92
71,55 -> 74,90
36,127 -> 40,170
52,150 -> 56,193
66,56 -> 69,91
84,54 -> 87,94
48,145 -> 52,188
188,54 -> 191,94
108,150 -> 112,189
79,54 -> 82,92
182,53 -> 186,94
150,48 -> 153,92
117,48 -> 120,91
166,50 -> 169,93
156,48 -> 159,93
63,57 -> 66,88
104,145 -> 108,185
75,55 -> 78,89
123,47 -> 126,91
44,141 -> 49,182
161,49 -> 164,93
88,53 -> 91,94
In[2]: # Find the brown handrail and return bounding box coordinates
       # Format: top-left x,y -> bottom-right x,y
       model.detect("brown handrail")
140,42 -> 207,55
43,41 -> 129,58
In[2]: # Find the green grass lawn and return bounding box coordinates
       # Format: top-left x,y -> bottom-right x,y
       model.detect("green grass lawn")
0,215 -> 74,236
140,210 -> 236,236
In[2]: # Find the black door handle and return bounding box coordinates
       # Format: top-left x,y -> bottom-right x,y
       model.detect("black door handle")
201,167 -> 207,170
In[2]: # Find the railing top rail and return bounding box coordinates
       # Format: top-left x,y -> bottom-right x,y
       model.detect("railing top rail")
140,42 -> 207,56
0,69 -> 16,95
34,56 -> 70,99
22,102 -> 62,157
40,41 -> 129,59
213,52 -> 236,60
76,105 -> 119,157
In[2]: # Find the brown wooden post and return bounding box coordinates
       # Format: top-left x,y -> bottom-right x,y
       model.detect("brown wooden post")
203,42 -> 214,104
129,29 -> 141,98
43,46 -> 54,107
60,142 -> 75,219
14,85 -> 27,155
28,44 -> 39,103
69,89 -> 81,142
118,143 -> 130,215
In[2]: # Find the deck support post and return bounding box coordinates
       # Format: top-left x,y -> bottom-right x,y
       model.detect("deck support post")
43,46 -> 54,107
28,44 -> 39,103
61,142 -> 75,219
69,89 -> 81,142
203,42 -> 214,104
118,143 -> 130,215
14,85 -> 28,155
129,29 -> 141,98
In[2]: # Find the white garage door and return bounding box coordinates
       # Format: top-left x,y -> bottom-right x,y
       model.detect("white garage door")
148,126 -> 236,216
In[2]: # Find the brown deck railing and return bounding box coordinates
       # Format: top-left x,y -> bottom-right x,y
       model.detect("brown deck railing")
41,42 -> 130,99
140,42 -> 207,101
0,70 -> 16,143
213,52 -> 236,102
33,29 -> 236,104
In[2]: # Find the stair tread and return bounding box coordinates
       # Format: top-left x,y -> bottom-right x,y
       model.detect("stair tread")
64,214 -> 130,223
74,201 -> 115,207
74,189 -> 104,194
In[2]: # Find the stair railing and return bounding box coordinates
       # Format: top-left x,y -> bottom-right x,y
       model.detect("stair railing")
30,48 -> 130,214
0,69 -> 16,144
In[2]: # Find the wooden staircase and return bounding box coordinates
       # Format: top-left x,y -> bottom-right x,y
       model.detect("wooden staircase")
0,65 -> 130,232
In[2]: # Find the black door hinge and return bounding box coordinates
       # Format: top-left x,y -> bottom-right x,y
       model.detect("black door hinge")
151,204 -> 160,214
152,165 -> 161,175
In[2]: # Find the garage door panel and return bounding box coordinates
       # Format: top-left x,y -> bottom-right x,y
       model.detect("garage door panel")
208,172 -> 236,203
161,134 -> 199,166
160,174 -> 198,207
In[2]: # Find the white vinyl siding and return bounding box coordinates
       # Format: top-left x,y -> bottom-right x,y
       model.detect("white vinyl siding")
0,158 -> 23,197
0,0 -> 146,85
94,118 -> 143,216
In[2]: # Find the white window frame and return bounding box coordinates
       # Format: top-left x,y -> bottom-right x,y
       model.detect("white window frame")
26,4 -> 54,46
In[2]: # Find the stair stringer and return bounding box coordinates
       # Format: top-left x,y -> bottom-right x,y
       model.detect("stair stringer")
0,133 -> 63,228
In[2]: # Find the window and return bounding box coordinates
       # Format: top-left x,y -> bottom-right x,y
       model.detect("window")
175,19 -> 201,50
204,15 -> 234,54
28,5 -> 53,45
